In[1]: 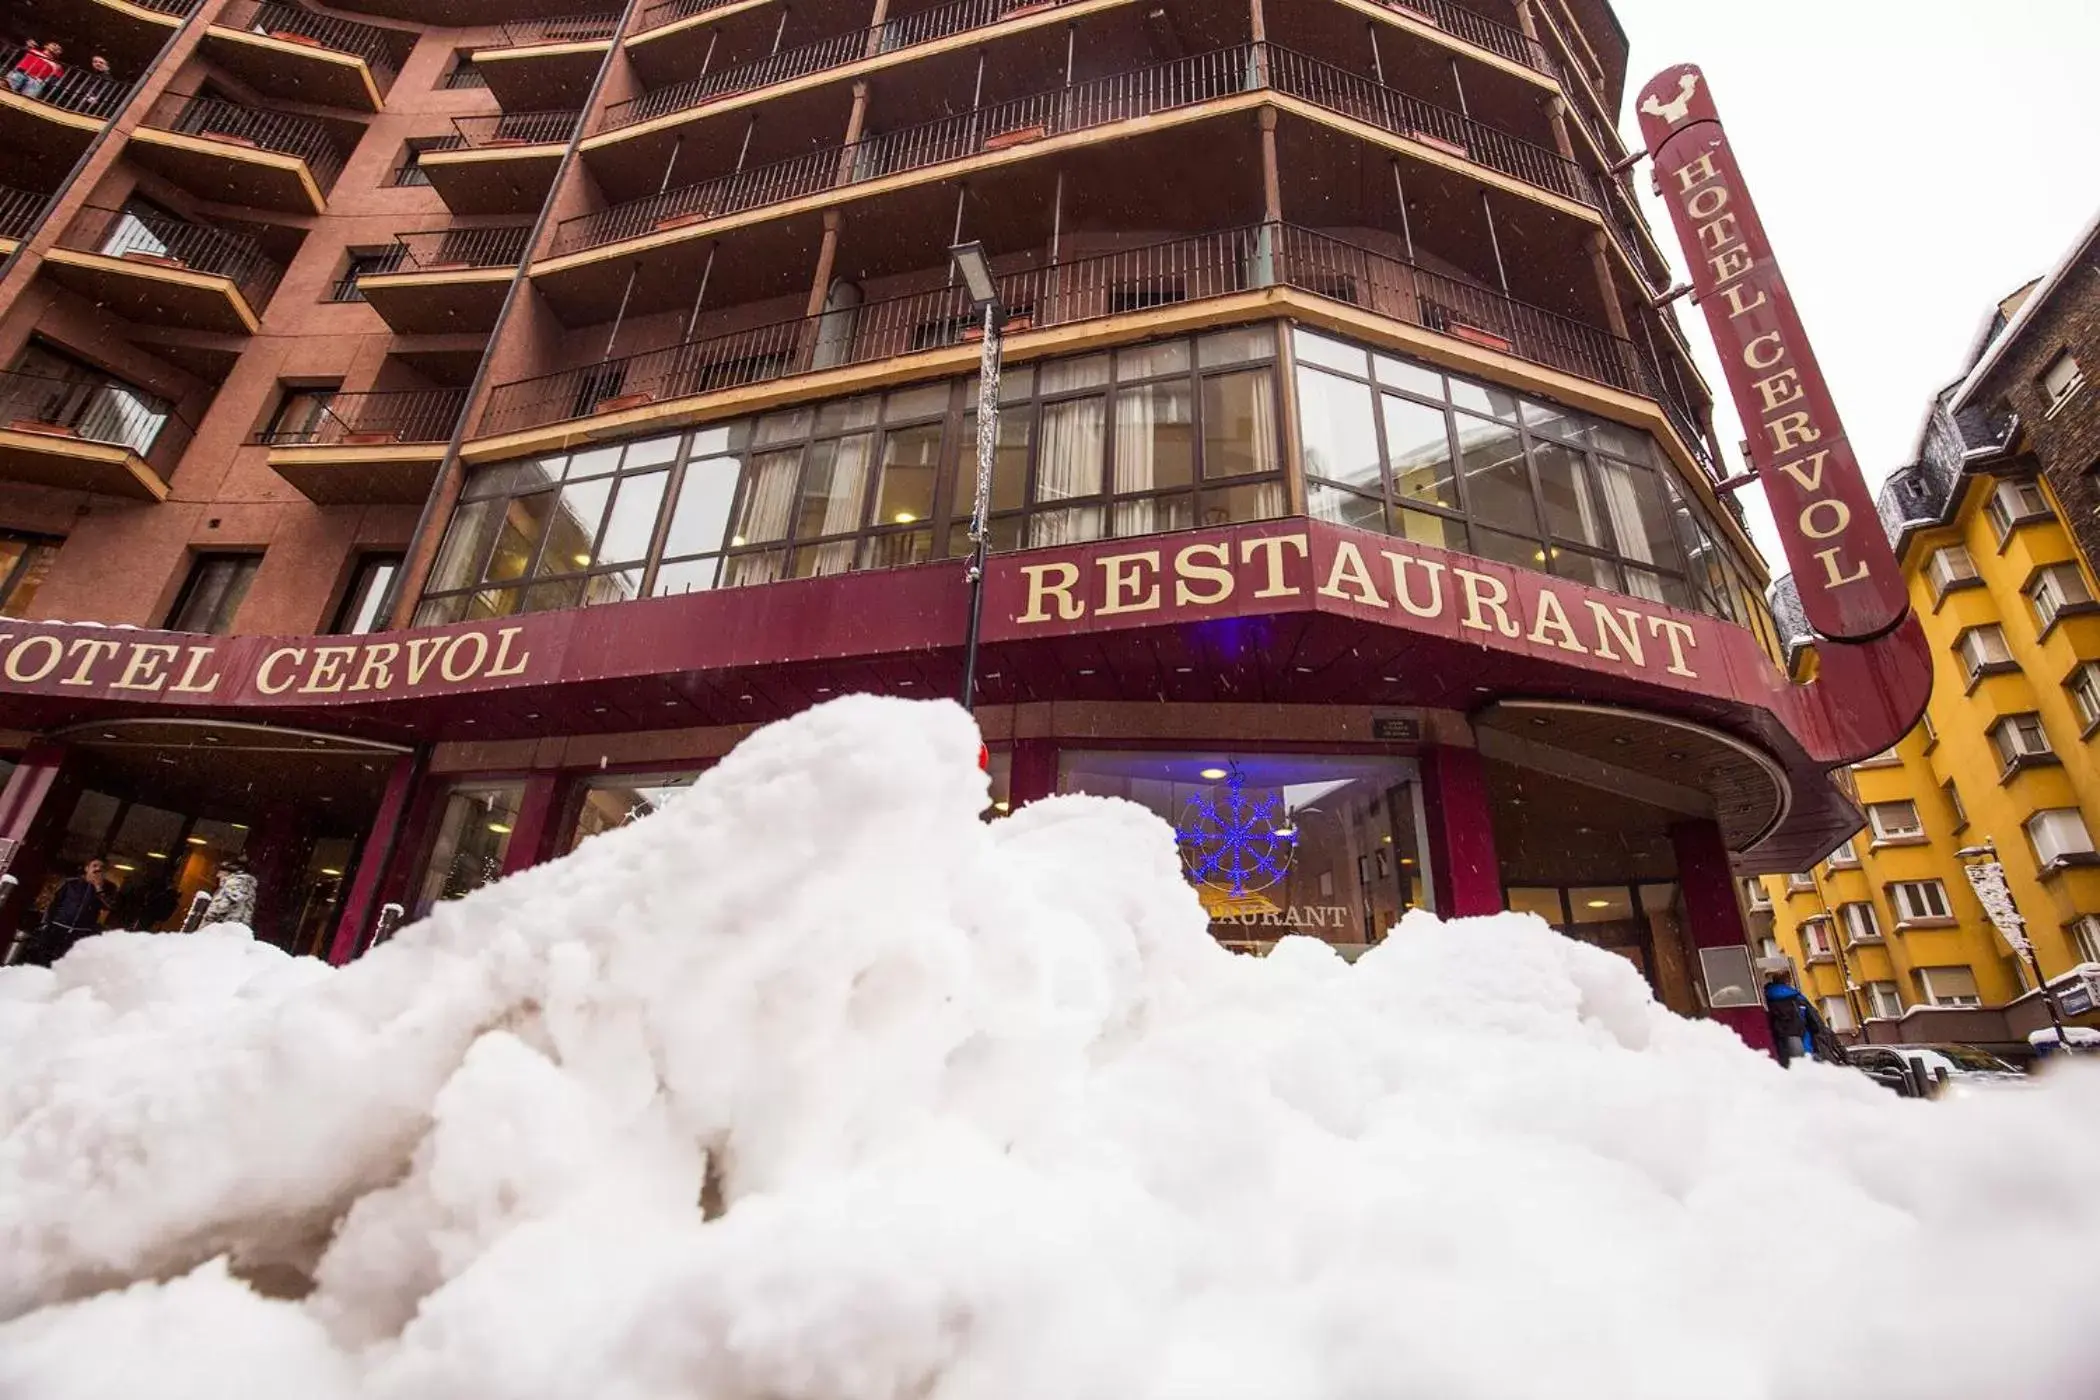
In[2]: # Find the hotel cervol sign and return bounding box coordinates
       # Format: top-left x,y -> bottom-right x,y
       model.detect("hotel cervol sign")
1636,66 -> 1907,643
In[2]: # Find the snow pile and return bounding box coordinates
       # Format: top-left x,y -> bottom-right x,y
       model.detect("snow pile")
3,696 -> 2099,1400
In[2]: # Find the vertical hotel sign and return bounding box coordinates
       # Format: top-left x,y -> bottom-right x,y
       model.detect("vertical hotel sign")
1636,66 -> 1907,642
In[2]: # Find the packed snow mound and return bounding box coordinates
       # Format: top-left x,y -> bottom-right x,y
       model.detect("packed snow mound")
3,696 -> 2098,1400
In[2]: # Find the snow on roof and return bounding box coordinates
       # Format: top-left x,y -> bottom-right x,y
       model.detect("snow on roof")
1952,205 -> 2100,411
6,696 -> 2100,1396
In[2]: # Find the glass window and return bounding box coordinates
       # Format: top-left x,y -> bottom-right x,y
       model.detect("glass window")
2042,351 -> 2084,409
1200,370 -> 1278,479
1291,329 -> 1367,376
1990,712 -> 2053,767
1451,413 -> 1536,535
1927,545 -> 1978,596
1532,441 -> 1610,549
167,554 -> 260,634
596,471 -> 668,565
1295,367 -> 1381,492
565,770 -> 703,852
1957,624 -> 2014,678
874,422 -> 943,526
1839,901 -> 1882,944
0,532 -> 61,617
535,477 -> 614,576
414,782 -> 522,916
1917,965 -> 1982,1008
2027,563 -> 2093,629
1058,749 -> 1430,947
1114,381 -> 1195,493
2069,663 -> 2100,729
1889,880 -> 1951,923
1867,800 -> 1923,841
1381,394 -> 1457,509
2026,808 -> 2096,866
331,554 -> 401,634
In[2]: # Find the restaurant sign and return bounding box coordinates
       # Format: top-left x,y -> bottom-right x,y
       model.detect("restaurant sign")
1636,66 -> 1908,644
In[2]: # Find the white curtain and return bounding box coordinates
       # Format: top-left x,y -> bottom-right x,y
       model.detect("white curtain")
1030,397 -> 1105,545
722,450 -> 798,588
804,433 -> 872,575
1113,385 -> 1159,533
1595,459 -> 1659,567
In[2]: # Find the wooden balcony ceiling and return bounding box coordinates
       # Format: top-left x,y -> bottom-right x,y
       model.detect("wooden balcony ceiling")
40,248 -> 262,335
199,27 -> 385,111
421,144 -> 566,216
580,81 -> 852,204
125,129 -> 329,216
622,0 -> 777,89
357,267 -> 513,335
475,38 -> 608,111
313,0 -> 600,23
0,93 -> 101,187
0,427 -> 168,501
268,445 -> 445,505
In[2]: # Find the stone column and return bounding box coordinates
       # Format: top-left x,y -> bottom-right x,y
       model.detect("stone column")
1669,817 -> 1776,1053
328,750 -> 423,964
1420,744 -> 1501,918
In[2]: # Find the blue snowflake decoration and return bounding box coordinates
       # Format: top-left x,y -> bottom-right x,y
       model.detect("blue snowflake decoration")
1176,764 -> 1297,896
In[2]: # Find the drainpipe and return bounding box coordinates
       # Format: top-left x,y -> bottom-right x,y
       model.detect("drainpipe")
383,0 -> 650,628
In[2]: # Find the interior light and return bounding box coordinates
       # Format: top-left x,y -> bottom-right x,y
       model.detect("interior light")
893,511 -> 917,524
320,867 -> 343,877
1382,835 -> 1393,845
1273,826 -> 1297,839
572,552 -> 592,566
487,821 -> 513,834
1401,858 -> 1414,867
993,800 -> 1011,812
185,835 -> 208,846
1586,899 -> 1613,909
730,535 -> 746,546
112,861 -> 136,872
147,851 -> 169,859
1199,766 -> 1228,780
231,823 -> 248,831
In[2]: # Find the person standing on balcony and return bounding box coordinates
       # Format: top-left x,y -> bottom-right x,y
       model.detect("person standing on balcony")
6,41 -> 63,101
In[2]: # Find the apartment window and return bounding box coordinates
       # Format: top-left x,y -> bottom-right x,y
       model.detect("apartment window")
1820,996 -> 1856,1033
1741,878 -> 1772,910
1853,747 -> 1901,770
1990,712 -> 2055,771
1291,328 -> 1752,626
442,51 -> 487,88
1916,965 -> 1983,1008
390,137 -> 451,187
2071,915 -> 2100,965
1926,544 -> 1980,598
0,531 -> 61,617
1864,981 -> 1905,1021
1943,779 -> 1968,831
331,554 -> 403,634
1838,900 -> 1883,945
1827,837 -> 1860,870
2026,808 -> 2097,868
2069,663 -> 2100,731
1801,919 -> 1834,959
1919,710 -> 1937,750
1985,478 -> 2052,540
1867,800 -> 1924,842
262,383 -> 341,444
1889,880 -> 1952,924
167,554 -> 261,634
2026,563 -> 2095,631
1955,623 -> 2015,682
1786,871 -> 1817,892
2041,350 -> 2084,414
329,250 -> 400,303
1759,936 -> 1782,960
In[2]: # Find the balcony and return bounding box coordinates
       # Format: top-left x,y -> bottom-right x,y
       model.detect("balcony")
0,368 -> 191,500
420,111 -> 579,214
475,14 -> 617,110
130,95 -> 349,214
202,1 -> 415,110
0,183 -> 45,253
43,205 -> 284,332
261,387 -> 468,504
0,41 -> 128,185
484,222 -> 1686,444
356,225 -> 532,333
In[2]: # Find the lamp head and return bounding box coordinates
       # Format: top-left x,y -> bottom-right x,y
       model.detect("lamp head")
949,241 -> 998,309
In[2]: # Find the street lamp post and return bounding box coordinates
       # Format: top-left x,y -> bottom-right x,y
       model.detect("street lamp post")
950,241 -> 1001,712
1957,839 -> 2078,1054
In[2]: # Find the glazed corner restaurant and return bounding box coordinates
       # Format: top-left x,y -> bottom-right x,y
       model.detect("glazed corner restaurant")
0,67 -> 1928,1053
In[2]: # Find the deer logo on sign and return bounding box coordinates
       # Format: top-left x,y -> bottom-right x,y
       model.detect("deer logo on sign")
1640,71 -> 1701,125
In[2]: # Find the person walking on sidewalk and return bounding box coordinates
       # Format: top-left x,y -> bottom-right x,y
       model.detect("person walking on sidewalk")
19,856 -> 112,967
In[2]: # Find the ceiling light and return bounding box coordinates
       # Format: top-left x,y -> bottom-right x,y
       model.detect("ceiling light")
730,535 -> 746,547
203,734 -> 222,744
1273,826 -> 1297,839
1199,766 -> 1228,780
893,511 -> 917,524
112,862 -> 136,872
487,821 -> 513,834
231,823 -> 247,831
1586,899 -> 1613,909
572,552 -> 592,566
320,867 -> 343,877
186,836 -> 208,845
1382,835 -> 1393,844
147,851 -> 168,859
100,731 -> 117,739
993,800 -> 1010,812
1401,857 -> 1414,867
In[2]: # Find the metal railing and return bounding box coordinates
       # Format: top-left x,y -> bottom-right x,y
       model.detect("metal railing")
496,13 -> 619,45
448,109 -> 582,148
634,0 -> 754,33
215,0 -> 415,92
603,0 -> 1075,132
128,0 -> 204,12
489,222 -> 1702,441
146,94 -> 347,192
559,45 -> 1257,253
1265,47 -> 1590,205
58,205 -> 285,313
0,184 -> 46,240
255,387 -> 468,447
1376,0 -> 1553,75
0,368 -> 193,482
1,40 -> 129,118
382,224 -> 535,271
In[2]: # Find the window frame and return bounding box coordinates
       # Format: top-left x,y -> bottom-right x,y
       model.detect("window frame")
330,552 -> 404,635
2041,349 -> 2084,416
1985,478 -> 2052,541
1838,900 -> 1883,945
2025,562 -> 2095,633
165,552 -> 262,635
2069,915 -> 2100,966
1888,879 -> 1952,926
1916,964 -> 1983,1009
1990,711 -> 2056,775
1866,799 -> 1925,843
2068,661 -> 2100,734
1925,543 -> 1980,600
1864,981 -> 1904,1021
2026,807 -> 2098,870
1801,917 -> 1835,959
0,530 -> 62,618
1955,623 -> 2017,685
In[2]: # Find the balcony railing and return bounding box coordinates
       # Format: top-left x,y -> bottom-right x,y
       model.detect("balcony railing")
558,46 -> 1256,253
602,0 -> 1079,133
382,224 -> 535,271
0,368 -> 193,482
147,94 -> 347,191
215,0 -> 414,91
255,387 -> 468,448
1264,47 -> 1590,205
128,0 -> 204,12
560,46 -> 1604,259
446,110 -> 582,148
488,222 -> 1703,446
497,13 -> 620,44
0,41 -> 130,118
0,184 -> 46,240
634,0 -> 755,34
1375,0 -> 1553,76
58,205 -> 285,313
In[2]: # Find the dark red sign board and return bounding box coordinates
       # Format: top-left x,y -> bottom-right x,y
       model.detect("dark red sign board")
1637,65 -> 1908,643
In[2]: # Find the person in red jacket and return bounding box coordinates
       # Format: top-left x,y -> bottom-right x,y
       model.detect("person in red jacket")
6,41 -> 63,100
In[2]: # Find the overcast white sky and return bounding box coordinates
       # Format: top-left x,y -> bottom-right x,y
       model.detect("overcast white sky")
1604,0 -> 2099,567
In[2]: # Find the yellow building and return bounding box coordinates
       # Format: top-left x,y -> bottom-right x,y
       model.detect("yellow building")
1759,270 -> 2100,1056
